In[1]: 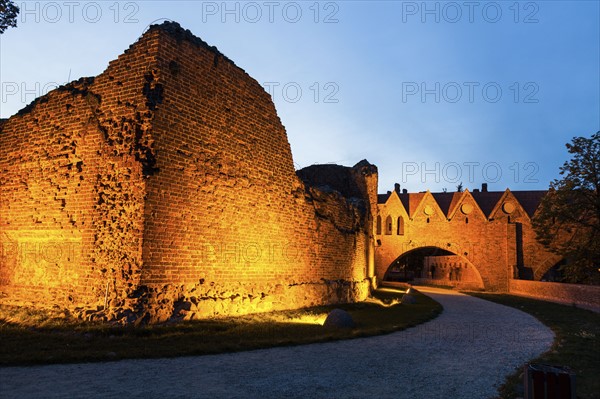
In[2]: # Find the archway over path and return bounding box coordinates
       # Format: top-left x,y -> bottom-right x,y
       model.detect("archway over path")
383,246 -> 485,290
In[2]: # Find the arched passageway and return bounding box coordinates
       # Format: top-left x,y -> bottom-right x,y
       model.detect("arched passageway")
383,246 -> 485,290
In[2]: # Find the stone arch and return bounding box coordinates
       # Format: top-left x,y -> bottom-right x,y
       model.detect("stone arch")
533,255 -> 567,281
540,258 -> 567,282
382,246 -> 485,290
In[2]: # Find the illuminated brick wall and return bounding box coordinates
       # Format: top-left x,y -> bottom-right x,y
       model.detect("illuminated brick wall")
0,30 -> 162,312
417,255 -> 485,290
0,82 -> 108,307
0,21 -> 563,322
375,189 -> 562,292
509,279 -> 600,310
0,22 -> 374,323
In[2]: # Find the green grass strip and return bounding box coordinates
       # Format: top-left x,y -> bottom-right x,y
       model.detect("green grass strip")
469,293 -> 600,399
0,288 -> 441,366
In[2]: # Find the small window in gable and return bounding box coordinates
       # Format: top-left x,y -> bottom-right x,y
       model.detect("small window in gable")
397,216 -> 404,235
376,215 -> 382,235
385,215 -> 393,235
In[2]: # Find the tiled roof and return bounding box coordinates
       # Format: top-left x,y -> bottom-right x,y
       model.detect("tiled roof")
432,192 -> 461,217
377,193 -> 391,204
512,191 -> 547,217
470,191 -> 505,218
397,193 -> 410,214
398,192 -> 426,217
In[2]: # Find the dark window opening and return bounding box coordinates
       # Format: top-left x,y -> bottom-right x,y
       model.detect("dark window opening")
385,215 -> 393,235
397,216 -> 404,235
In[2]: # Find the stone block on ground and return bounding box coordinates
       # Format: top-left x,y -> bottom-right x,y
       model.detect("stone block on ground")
323,308 -> 355,329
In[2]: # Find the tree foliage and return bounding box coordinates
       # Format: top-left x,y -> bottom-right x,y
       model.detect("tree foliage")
0,0 -> 19,34
533,131 -> 600,284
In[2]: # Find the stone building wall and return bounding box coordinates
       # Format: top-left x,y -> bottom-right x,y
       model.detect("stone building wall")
509,279 -> 600,311
1,21 -> 570,321
0,81 -> 110,307
0,29 -> 166,313
418,255 -> 485,290
0,22 -> 373,323
375,189 -> 562,292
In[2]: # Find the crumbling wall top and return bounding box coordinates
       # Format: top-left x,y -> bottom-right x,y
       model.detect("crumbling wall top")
146,21 -> 238,69
297,160 -> 377,201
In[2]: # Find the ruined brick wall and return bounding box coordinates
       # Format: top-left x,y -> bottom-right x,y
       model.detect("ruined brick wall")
0,30 -> 162,311
0,82 -> 107,307
298,160 -> 379,282
297,161 -> 378,203
135,24 -> 372,322
0,22 -> 373,322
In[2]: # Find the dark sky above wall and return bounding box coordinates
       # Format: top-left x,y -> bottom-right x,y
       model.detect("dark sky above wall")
1,1 -> 598,193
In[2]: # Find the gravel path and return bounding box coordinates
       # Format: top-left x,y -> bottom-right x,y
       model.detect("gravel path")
0,287 -> 554,399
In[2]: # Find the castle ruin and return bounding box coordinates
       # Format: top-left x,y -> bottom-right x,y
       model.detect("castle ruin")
0,22 -> 560,323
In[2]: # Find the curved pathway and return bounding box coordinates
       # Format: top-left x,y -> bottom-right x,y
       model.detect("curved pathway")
0,287 -> 554,399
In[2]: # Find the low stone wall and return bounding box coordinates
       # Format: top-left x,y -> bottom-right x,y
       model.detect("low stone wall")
412,278 -> 484,291
509,279 -> 600,312
91,278 -> 372,324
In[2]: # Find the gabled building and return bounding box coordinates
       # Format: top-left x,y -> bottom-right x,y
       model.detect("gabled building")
375,184 -> 561,291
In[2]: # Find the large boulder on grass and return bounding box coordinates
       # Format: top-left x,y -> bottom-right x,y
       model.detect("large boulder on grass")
401,294 -> 417,304
323,309 -> 355,329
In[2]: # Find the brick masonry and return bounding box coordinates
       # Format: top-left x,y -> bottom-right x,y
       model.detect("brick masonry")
509,279 -> 600,311
0,21 -> 577,324
374,189 -> 562,292
0,22 -> 375,323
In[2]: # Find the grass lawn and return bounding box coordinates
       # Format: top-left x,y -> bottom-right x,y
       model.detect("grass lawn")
469,293 -> 600,399
0,287 -> 441,366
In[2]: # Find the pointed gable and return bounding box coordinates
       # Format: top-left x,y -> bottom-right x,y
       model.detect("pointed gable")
383,190 -> 409,218
378,188 -> 547,220
413,191 -> 445,220
448,190 -> 487,220
489,189 -> 530,220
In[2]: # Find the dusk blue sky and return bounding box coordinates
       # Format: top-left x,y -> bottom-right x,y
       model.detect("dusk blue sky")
1,1 -> 598,193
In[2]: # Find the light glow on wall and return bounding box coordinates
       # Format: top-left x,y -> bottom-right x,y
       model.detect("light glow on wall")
283,313 -> 328,325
